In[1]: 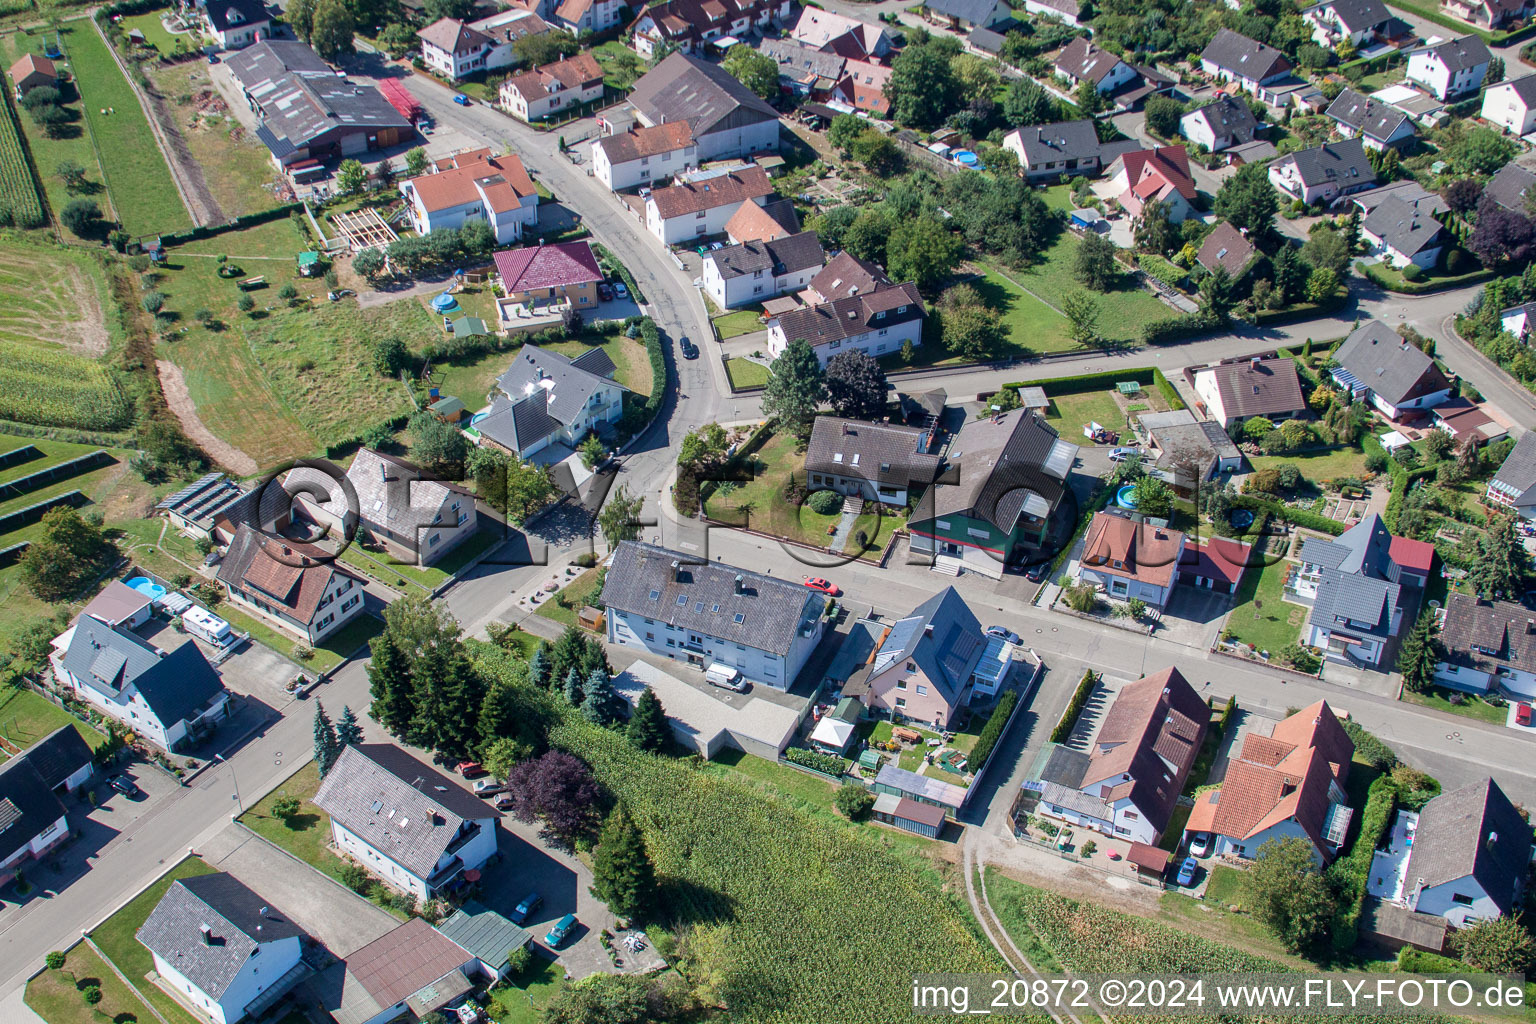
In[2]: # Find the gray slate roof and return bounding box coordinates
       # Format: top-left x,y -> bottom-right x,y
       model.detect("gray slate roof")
1490,430 -> 1536,504
137,873 -> 305,1000
1054,37 -> 1127,86
0,741 -> 70,863
1300,514 -> 1402,639
1413,35 -> 1491,72
1363,195 -> 1446,258
60,616 -> 225,728
1200,28 -> 1290,81
707,231 -> 825,280
1485,161 -> 1536,215
313,744 -> 497,880
601,542 -> 825,656
1304,0 -> 1391,31
205,0 -> 269,33
1409,777 -> 1531,915
1185,96 -> 1260,145
435,901 -> 530,971
23,726 -> 93,790
759,38 -> 846,85
478,345 -> 625,454
1007,119 -> 1103,167
922,0 -> 1006,24
1327,88 -> 1411,145
628,52 -> 779,140
1334,321 -> 1449,407
1438,592 -> 1536,677
1350,180 -> 1446,216
805,417 -> 940,487
868,587 -> 985,707
229,42 -> 409,157
288,449 -> 472,549
927,410 -> 1076,529
1279,138 -> 1376,189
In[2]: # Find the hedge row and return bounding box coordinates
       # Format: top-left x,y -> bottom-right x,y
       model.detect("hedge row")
1141,313 -> 1208,346
160,203 -> 306,247
968,689 -> 1019,772
591,242 -> 646,305
1153,368 -> 1184,411
1327,774 -> 1399,952
1231,494 -> 1346,536
783,746 -> 849,777
1050,670 -> 1098,744
323,412 -> 411,459
1004,367 -> 1156,397
639,317 -> 665,422
1354,260 -> 1494,296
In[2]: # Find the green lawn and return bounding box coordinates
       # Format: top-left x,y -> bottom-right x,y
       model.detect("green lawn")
590,39 -> 647,89
88,856 -> 215,1024
26,944 -> 163,1024
702,431 -> 843,547
1358,258 -> 1490,294
213,603 -> 382,673
1041,391 -> 1125,447
1004,233 -> 1171,342
1038,184 -> 1076,214
68,18 -> 192,235
972,263 -> 1075,356
0,686 -> 104,752
490,960 -> 568,1024
1402,686 -> 1510,725
1250,446 -> 1368,490
712,308 -> 764,339
237,761 -> 345,876
1223,558 -> 1303,657
337,529 -> 498,594
1375,0 -> 1494,40
541,333 -> 653,397
535,566 -> 604,629
725,357 -> 770,390
846,506 -> 905,563
119,8 -> 189,56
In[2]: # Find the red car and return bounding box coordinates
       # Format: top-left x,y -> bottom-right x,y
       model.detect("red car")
1518,704 -> 1532,728
456,761 -> 486,778
803,577 -> 840,596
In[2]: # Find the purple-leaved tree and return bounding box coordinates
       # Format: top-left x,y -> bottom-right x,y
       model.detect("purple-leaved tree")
505,751 -> 603,849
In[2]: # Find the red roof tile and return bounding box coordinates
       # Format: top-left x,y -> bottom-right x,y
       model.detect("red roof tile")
1389,535 -> 1435,574
493,240 -> 603,292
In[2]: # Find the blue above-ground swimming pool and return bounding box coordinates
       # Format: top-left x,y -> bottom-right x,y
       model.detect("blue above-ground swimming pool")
953,150 -> 979,167
1230,509 -> 1255,529
126,576 -> 167,601
1116,484 -> 1138,509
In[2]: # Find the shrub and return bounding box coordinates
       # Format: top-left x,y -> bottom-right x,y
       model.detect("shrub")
968,689 -> 1019,770
237,294 -> 255,313
82,987 -> 102,1005
506,944 -> 532,975
807,488 -> 842,515
784,747 -> 849,776
45,951 -> 65,970
1050,670 -> 1098,743
835,783 -> 875,820
1401,263 -> 1424,282
291,642 -> 314,662
339,861 -> 374,894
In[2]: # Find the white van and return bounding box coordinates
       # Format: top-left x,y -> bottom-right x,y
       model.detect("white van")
182,606 -> 233,646
705,663 -> 748,692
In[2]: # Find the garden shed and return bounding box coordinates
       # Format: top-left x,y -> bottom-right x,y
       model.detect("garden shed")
1126,842 -> 1170,887
871,793 -> 946,838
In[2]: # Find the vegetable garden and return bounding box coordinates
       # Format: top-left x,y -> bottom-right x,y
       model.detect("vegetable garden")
0,341 -> 133,430
0,93 -> 45,229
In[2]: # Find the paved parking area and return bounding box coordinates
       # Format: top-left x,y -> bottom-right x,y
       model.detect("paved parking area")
1159,585 -> 1235,651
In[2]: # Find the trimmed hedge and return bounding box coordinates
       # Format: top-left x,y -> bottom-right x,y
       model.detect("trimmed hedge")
1141,313 -> 1208,345
1153,368 -> 1185,411
1231,494 -> 1346,536
1355,259 -> 1494,296
159,203 -> 306,247
639,317 -> 665,422
1004,367 -> 1157,397
591,242 -> 647,305
783,747 -> 849,777
324,412 -> 410,458
1050,670 -> 1098,744
1327,774 -> 1399,952
968,689 -> 1019,772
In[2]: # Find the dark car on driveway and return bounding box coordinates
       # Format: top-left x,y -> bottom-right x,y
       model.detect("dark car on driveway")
679,336 -> 699,359
511,892 -> 543,924
110,775 -> 143,799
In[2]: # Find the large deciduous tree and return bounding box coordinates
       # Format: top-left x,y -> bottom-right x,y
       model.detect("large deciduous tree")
598,484 -> 645,550
1452,915 -> 1536,975
824,350 -> 888,421
763,338 -> 827,436
938,283 -> 1003,361
1143,94 -> 1183,139
1469,196 -> 1534,268
1073,230 -> 1119,291
722,44 -> 779,99
19,508 -> 112,601
1242,836 -> 1340,952
884,42 -> 960,129
505,750 -> 603,849
1003,78 -> 1055,126
309,0 -> 354,61
1061,291 -> 1100,347
885,216 -> 960,293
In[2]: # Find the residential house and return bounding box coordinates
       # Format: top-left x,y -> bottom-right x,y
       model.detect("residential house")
1481,77 -> 1536,137
538,0 -> 626,35
1326,88 -> 1415,150
1108,145 -> 1198,222
908,409 -> 1078,577
1501,301 -> 1536,341
216,526 -> 367,643
1002,119 -> 1142,183
1181,536 -> 1253,594
627,53 -> 781,161
8,53 -> 56,96
1199,29 -> 1293,95
1192,355 -> 1307,428
601,541 -> 828,689
1429,397 -> 1509,447
1195,222 -> 1260,282
1179,96 -> 1261,153
202,0 -> 270,49
805,416 -> 941,507
702,230 -> 824,308
156,472 -> 251,539
1137,409 -> 1243,493
832,59 -> 892,115
590,122 -> 698,191
1301,0 -> 1412,48
1076,511 -> 1187,609
50,582 -> 230,751
474,344 -> 627,460
288,449 -> 477,567
847,588 -> 1002,728
1486,432 -> 1536,517
1028,666 -> 1209,845
499,53 -> 603,123
1268,138 -> 1377,206
645,164 -> 774,244
1022,0 -> 1082,25
1289,514 -> 1409,666
314,744 -> 499,900
1351,178 -> 1448,216
759,38 -> 847,96
627,0 -> 792,58
1435,592 -> 1536,698
1485,161 -> 1536,215
725,196 -> 800,243
790,7 -> 895,61
1225,138 -> 1280,166
1395,778 -> 1532,926
417,18 -> 494,80
493,239 -> 605,311
766,281 -> 925,365
921,0 -> 1014,30
1360,194 -> 1449,269
805,250 -> 892,303
1442,0 -> 1535,30
0,727 -> 94,886
225,41 -> 411,170
1184,701 -> 1355,863
1054,37 -> 1137,95
434,902 -> 531,982
1406,36 -> 1492,100
1330,321 -> 1453,418
399,148 -> 538,245
329,918 -> 480,1024
468,8 -> 553,69
809,696 -> 864,756
137,874 -> 306,1024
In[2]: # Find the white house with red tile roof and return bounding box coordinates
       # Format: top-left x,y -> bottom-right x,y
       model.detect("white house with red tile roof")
645,165 -> 773,244
399,150 -> 538,244
499,53 -> 604,123
833,60 -> 891,115
1184,700 -> 1355,863
493,240 -> 604,309
216,525 -> 367,643
1179,537 -> 1251,594
1109,146 -> 1197,222
1075,510 -> 1187,609
543,0 -> 627,34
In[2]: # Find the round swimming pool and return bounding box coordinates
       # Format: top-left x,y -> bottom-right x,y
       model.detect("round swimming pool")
1230,509 -> 1255,529
1116,484 -> 1138,509
952,150 -> 979,167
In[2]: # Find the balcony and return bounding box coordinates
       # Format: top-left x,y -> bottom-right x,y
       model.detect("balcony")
445,820 -> 483,857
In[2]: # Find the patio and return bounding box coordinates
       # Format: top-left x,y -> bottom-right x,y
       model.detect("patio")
1366,808 -> 1418,901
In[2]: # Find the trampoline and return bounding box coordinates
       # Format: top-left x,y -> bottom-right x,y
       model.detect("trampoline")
1230,509 -> 1255,529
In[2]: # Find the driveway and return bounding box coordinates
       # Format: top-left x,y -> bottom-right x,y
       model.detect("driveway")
1159,584 -> 1236,651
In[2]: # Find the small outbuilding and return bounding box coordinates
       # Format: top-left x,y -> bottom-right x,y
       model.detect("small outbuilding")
1126,842 -> 1170,886
871,792 -> 947,838
9,53 -> 56,96
809,696 -> 862,756
1069,208 -> 1104,231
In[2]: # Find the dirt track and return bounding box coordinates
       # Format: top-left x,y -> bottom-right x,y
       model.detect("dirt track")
156,359 -> 258,475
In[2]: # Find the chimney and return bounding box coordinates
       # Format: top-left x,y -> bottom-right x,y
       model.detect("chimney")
734,573 -> 744,594
842,421 -> 851,435
1251,355 -> 1260,369
199,924 -> 214,946
671,559 -> 682,582
1488,830 -> 1500,847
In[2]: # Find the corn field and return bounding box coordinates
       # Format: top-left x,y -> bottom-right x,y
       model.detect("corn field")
0,94 -> 44,229
551,717 -> 1001,1022
0,341 -> 132,430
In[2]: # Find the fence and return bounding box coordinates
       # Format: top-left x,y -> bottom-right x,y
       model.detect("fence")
960,650 -> 1045,808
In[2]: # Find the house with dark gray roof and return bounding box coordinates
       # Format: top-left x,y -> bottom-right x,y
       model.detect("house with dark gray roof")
1326,89 -> 1415,150
157,473 -> 250,539
1268,138 -> 1377,206
701,230 -> 825,309
1398,778 -> 1532,926
1179,96 -> 1261,153
626,52 -> 781,161
202,0 -> 270,49
921,0 -> 1013,30
1301,0 -> 1412,48
1407,36 -> 1491,100
0,726 -> 93,887
314,744 -> 500,900
806,251 -> 891,303
1002,119 -> 1142,182
759,37 -> 846,95
1192,355 -> 1306,428
768,280 -> 925,366
1361,195 -> 1448,269
1433,592 -> 1536,699
475,344 -> 627,460
1331,321 -> 1453,418
908,409 -> 1078,578
1484,161 -> 1536,215
602,542 -> 827,689
627,0 -> 792,59
137,874 -> 307,1024
805,416 -> 942,507
49,596 -> 229,752
1199,29 -> 1292,94
1486,430 -> 1536,519
1289,514 -> 1408,667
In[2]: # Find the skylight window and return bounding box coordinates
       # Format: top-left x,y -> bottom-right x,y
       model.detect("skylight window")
734,613 -> 746,624
677,595 -> 688,605
649,589 -> 661,601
